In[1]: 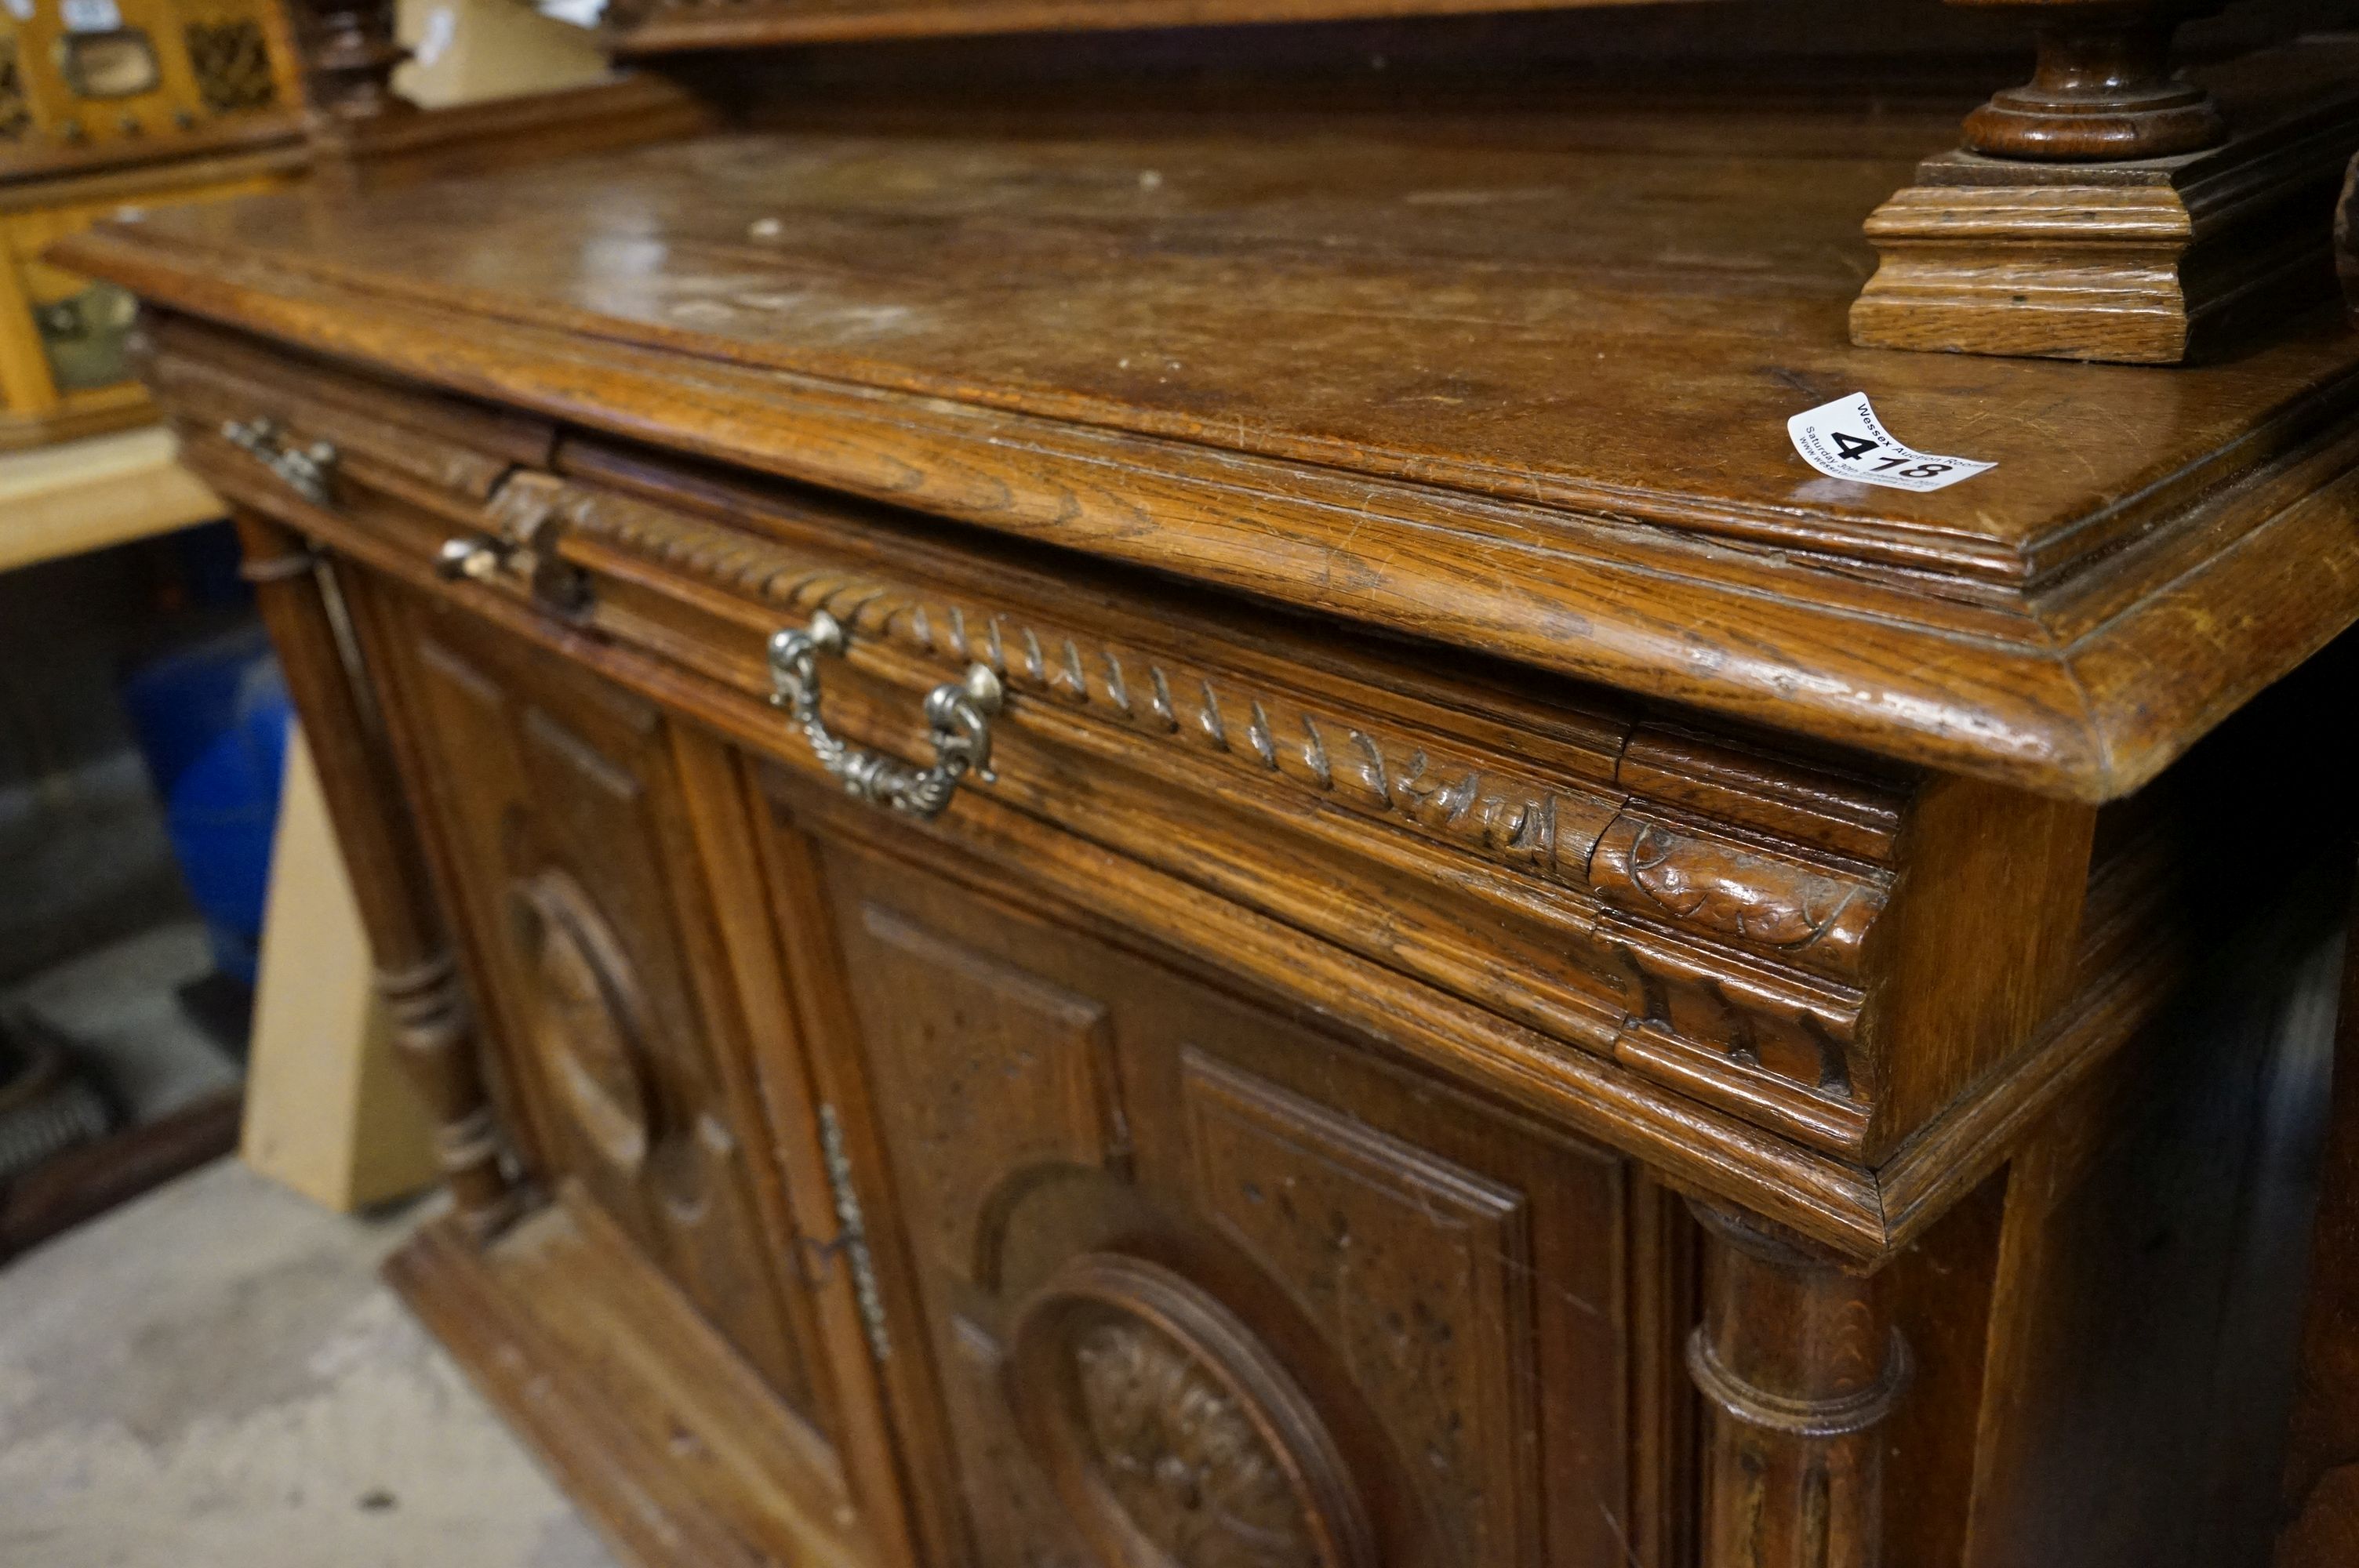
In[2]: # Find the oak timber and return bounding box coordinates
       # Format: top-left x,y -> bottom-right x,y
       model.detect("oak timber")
77,36 -> 2359,1568
56,113 -> 2359,801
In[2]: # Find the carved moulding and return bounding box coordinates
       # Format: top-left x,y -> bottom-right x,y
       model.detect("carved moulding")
507,868 -> 657,1176
558,481 -> 1893,975
1590,811 -> 1881,973
544,477 -> 1897,1134
1008,1253 -> 1377,1568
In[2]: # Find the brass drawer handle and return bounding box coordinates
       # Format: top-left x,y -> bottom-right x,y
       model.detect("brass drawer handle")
221,417 -> 338,506
768,610 -> 1002,819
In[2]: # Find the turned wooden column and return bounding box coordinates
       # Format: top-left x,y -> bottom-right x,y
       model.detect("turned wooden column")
234,508 -> 516,1240
1950,0 -> 2226,160
287,0 -> 413,124
1686,1200 -> 1910,1568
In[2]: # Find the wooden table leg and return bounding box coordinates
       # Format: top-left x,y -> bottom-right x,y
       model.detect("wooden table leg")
1688,1199 -> 1911,1568
234,507 -> 516,1240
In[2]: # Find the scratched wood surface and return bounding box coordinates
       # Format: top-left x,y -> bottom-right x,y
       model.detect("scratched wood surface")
96,46 -> 2359,1566
59,110 -> 2359,800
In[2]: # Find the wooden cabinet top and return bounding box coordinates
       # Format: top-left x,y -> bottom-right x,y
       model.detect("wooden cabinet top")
599,0 -> 1689,53
60,111 -> 2359,800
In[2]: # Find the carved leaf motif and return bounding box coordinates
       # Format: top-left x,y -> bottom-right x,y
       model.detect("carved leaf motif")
1009,1256 -> 1373,1568
1072,1319 -> 1318,1568
1590,814 -> 1884,966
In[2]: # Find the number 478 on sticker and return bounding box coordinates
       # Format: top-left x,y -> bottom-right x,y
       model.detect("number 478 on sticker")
1788,392 -> 1995,495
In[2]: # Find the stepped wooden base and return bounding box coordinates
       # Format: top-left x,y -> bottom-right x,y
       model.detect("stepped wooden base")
1853,48 -> 2359,365
385,1190 -> 861,1568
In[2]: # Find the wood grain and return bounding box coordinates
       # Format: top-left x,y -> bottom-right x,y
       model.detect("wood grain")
89,36 -> 2359,1567
57,113 -> 2359,800
171,320 -> 2257,1257
605,0 -> 1696,54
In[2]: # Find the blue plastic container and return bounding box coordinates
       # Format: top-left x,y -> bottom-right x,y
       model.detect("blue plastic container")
119,625 -> 290,987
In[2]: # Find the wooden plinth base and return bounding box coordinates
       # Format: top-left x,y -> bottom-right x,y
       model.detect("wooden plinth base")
1852,45 -> 2359,365
384,1189 -> 862,1568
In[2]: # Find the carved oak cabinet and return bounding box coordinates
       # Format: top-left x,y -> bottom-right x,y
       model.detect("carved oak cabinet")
53,22 -> 2359,1564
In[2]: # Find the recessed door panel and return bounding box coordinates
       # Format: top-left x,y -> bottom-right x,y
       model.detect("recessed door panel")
759,788 -> 1693,1568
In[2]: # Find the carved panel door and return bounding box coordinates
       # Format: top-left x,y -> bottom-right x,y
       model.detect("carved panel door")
753,780 -> 1699,1568
344,577 -> 896,1555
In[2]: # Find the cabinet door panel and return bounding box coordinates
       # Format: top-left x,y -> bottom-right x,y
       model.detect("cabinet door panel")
362,585 -> 840,1438
778,807 -> 1687,1568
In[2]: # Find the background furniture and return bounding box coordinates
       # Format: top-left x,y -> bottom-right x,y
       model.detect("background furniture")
60,3 -> 2359,1566
2,0 -> 696,1253
2,0 -> 307,449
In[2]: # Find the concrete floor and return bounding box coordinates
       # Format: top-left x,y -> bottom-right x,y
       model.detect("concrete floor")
0,1158 -> 620,1568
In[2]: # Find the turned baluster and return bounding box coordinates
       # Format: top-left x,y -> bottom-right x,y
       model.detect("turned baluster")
234,509 -> 516,1240
1951,0 -> 2226,162
1687,1200 -> 1911,1568
286,0 -> 414,123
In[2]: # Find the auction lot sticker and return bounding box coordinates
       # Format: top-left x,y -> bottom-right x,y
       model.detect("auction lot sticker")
1788,392 -> 1994,494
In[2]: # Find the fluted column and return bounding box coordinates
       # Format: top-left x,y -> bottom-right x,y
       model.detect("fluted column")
1687,1200 -> 1911,1568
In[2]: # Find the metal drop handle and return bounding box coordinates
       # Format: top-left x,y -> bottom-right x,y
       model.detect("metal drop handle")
221,417 -> 338,506
768,610 -> 1002,819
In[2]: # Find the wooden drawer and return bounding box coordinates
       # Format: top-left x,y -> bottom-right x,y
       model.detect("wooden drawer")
152,314 -> 2121,1254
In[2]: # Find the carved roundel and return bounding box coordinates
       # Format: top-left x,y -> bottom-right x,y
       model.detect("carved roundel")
1008,1254 -> 1375,1568
508,869 -> 654,1174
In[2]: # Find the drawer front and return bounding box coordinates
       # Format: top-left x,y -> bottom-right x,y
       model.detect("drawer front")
753,767 -> 1699,1568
